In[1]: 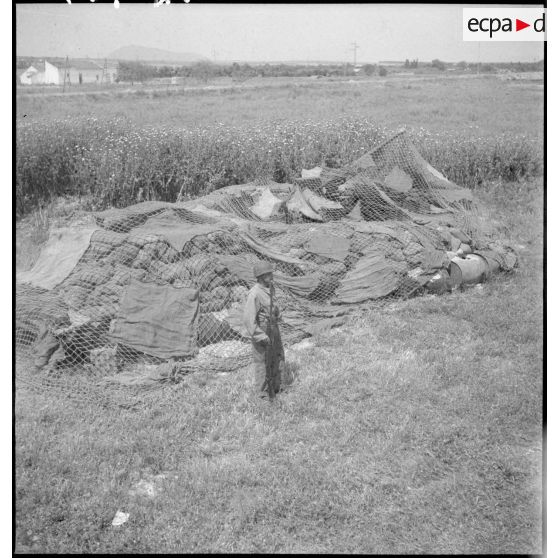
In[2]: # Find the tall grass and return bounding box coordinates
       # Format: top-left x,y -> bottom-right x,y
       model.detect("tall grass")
16,116 -> 543,217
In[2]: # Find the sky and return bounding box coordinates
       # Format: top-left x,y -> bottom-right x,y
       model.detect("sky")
16,3 -> 544,64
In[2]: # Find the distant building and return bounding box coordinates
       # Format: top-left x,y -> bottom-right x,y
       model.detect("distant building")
19,59 -> 118,85
19,60 -> 60,85
378,61 -> 405,67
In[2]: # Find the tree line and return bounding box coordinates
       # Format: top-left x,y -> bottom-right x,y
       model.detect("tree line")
115,61 -> 378,83
115,59 -> 543,83
15,57 -> 543,84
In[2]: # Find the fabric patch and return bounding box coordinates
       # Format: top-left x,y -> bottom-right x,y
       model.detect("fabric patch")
305,233 -> 351,263
384,166 -> 413,193
218,254 -> 255,285
250,188 -> 284,220
301,167 -> 322,179
286,186 -> 323,221
421,249 -> 450,272
136,214 -> 224,252
17,226 -> 99,291
335,251 -> 399,303
302,188 -> 344,213
347,201 -> 363,221
110,280 -> 199,359
239,230 -> 307,265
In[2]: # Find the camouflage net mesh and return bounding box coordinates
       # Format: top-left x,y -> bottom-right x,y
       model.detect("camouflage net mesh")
16,130 -> 518,408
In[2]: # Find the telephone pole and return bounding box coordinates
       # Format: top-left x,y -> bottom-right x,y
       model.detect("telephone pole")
62,56 -> 70,92
350,42 -> 360,67
100,58 -> 109,85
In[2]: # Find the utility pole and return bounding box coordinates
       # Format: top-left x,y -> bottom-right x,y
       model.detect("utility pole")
350,42 -> 360,67
62,56 -> 70,92
100,58 -> 109,85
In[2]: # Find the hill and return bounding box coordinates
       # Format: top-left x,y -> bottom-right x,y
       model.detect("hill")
108,45 -> 208,64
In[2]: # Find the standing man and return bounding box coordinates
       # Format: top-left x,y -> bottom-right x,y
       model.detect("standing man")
243,262 -> 286,399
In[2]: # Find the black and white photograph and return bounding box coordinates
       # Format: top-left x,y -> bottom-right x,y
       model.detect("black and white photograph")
14,2 -> 545,554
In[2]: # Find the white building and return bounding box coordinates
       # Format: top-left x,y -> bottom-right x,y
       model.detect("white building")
19,59 -> 118,85
378,61 -> 405,67
19,60 -> 60,85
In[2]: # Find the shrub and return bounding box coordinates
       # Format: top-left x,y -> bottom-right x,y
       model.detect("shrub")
432,59 -> 446,71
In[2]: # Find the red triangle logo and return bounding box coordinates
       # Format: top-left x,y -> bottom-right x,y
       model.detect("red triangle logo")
516,19 -> 530,31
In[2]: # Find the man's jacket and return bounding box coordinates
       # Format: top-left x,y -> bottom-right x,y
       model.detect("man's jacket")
242,283 -> 280,344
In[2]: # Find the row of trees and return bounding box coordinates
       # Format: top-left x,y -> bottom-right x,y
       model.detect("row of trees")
115,61 -> 392,83
432,59 -> 543,72
15,57 -> 543,85
115,59 -> 543,83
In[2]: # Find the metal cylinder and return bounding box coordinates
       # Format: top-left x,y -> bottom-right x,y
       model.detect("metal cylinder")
425,268 -> 451,294
472,252 -> 499,276
449,254 -> 489,288
458,243 -> 472,255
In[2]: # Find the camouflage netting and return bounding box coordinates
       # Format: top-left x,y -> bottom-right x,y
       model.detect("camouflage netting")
16,130 -> 518,407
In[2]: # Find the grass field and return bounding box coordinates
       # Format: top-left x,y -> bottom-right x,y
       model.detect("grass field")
16,75 -> 543,217
17,74 -> 544,137
15,74 -> 544,553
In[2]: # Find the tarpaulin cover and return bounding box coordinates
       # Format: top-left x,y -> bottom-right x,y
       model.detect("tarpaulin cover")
301,167 -> 322,179
335,250 -> 399,303
249,220 -> 292,235
400,222 -> 440,251
16,284 -> 69,332
217,254 -> 320,296
218,254 -> 255,284
286,186 -> 323,221
305,233 -> 351,262
274,272 -> 321,297
17,129 -> 519,397
188,204 -> 225,218
302,188 -> 344,213
384,166 -> 413,193
110,280 -> 199,359
352,221 -> 408,245
347,201 -> 363,221
250,188 -> 284,220
421,249 -> 449,272
135,213 -> 223,252
95,201 -> 172,232
17,226 -> 99,290
239,229 -> 308,265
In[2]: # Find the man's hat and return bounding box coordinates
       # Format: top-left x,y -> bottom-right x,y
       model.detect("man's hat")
254,261 -> 274,278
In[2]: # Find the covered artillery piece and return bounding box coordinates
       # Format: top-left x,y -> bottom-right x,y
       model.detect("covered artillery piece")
16,130 -> 518,380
